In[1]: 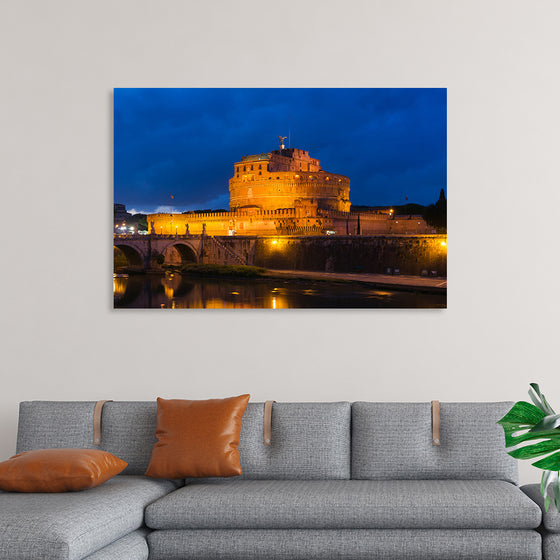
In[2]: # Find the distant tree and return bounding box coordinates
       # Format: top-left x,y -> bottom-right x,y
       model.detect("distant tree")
136,214 -> 148,231
423,189 -> 447,232
126,213 -> 148,232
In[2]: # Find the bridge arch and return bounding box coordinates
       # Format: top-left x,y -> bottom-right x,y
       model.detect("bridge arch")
161,241 -> 198,265
114,242 -> 145,269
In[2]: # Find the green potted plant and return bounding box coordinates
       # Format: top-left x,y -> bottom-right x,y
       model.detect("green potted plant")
498,383 -> 560,512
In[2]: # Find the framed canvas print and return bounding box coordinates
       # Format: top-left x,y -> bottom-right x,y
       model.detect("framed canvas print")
113,88 -> 446,309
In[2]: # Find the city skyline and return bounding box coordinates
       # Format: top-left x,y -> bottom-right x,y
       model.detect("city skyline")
114,88 -> 447,214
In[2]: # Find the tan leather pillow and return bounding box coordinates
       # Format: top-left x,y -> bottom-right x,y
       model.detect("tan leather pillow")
145,394 -> 250,479
0,448 -> 128,492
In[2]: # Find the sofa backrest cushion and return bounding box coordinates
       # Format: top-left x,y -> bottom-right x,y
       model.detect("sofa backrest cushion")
17,401 -> 158,475
239,402 -> 351,480
17,401 -> 97,450
351,402 -> 518,484
17,401 -> 352,479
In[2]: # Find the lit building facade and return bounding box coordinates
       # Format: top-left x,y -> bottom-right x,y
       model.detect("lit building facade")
148,146 -> 431,236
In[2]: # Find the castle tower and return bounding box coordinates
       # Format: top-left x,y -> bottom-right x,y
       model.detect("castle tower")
229,148 -> 351,212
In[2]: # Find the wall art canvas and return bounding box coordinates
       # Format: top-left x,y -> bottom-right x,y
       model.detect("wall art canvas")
113,88 -> 447,309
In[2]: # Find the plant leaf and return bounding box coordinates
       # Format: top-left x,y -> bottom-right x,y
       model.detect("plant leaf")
509,439 -> 560,460
498,386 -> 560,500
532,451 -> 560,471
498,395 -> 560,472
539,470 -> 560,513
554,476 -> 560,512
497,401 -> 546,427
530,383 -> 556,415
541,469 -> 557,495
503,428 -> 560,448
497,401 -> 550,447
543,395 -> 556,415
529,414 -> 560,432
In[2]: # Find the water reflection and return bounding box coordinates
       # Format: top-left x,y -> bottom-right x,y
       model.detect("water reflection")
114,274 -> 445,309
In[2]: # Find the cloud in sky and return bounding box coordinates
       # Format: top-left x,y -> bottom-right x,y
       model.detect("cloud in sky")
114,88 -> 446,212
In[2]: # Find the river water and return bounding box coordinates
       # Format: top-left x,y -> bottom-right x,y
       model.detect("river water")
114,274 -> 446,309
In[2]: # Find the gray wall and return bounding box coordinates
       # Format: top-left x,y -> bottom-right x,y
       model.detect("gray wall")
1,0 -> 559,485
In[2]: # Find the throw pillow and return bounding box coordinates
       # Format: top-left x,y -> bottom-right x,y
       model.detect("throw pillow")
0,448 -> 128,492
145,394 -> 250,479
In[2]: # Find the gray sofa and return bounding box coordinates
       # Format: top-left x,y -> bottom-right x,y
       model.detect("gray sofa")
0,400 -> 554,559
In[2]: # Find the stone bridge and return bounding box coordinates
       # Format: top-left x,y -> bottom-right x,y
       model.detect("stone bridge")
114,233 -> 448,276
114,234 -> 256,270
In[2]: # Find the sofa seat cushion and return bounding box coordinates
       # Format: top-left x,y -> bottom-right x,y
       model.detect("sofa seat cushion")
145,479 -> 541,531
0,475 -> 179,560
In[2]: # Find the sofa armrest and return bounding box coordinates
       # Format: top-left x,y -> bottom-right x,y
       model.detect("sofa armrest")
522,484 -> 560,534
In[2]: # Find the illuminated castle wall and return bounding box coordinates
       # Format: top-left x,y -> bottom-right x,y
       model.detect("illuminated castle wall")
229,148 -> 350,212
148,146 -> 431,236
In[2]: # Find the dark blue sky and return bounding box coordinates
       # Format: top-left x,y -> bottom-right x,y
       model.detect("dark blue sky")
114,88 -> 446,214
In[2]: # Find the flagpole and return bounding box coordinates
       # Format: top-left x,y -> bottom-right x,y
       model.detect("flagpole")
288,109 -> 291,149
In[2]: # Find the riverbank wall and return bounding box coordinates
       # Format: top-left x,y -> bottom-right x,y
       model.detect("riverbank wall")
249,235 -> 447,276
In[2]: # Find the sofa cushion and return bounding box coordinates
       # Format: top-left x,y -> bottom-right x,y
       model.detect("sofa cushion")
99,402 -> 157,475
352,402 -> 518,483
0,449 -> 127,492
17,401 -> 97,452
147,529 -> 541,560
145,395 -> 250,479
82,529 -> 149,560
0,475 -> 178,560
145,479 -> 541,530
238,402 -> 351,479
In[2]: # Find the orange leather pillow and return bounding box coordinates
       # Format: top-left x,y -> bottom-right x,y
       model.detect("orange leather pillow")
0,448 -> 128,492
145,394 -> 250,479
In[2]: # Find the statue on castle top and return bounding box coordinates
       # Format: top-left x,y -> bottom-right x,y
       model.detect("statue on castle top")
278,136 -> 287,150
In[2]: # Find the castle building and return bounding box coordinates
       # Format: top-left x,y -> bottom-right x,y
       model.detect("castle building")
147,144 -> 431,236
229,148 -> 350,213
